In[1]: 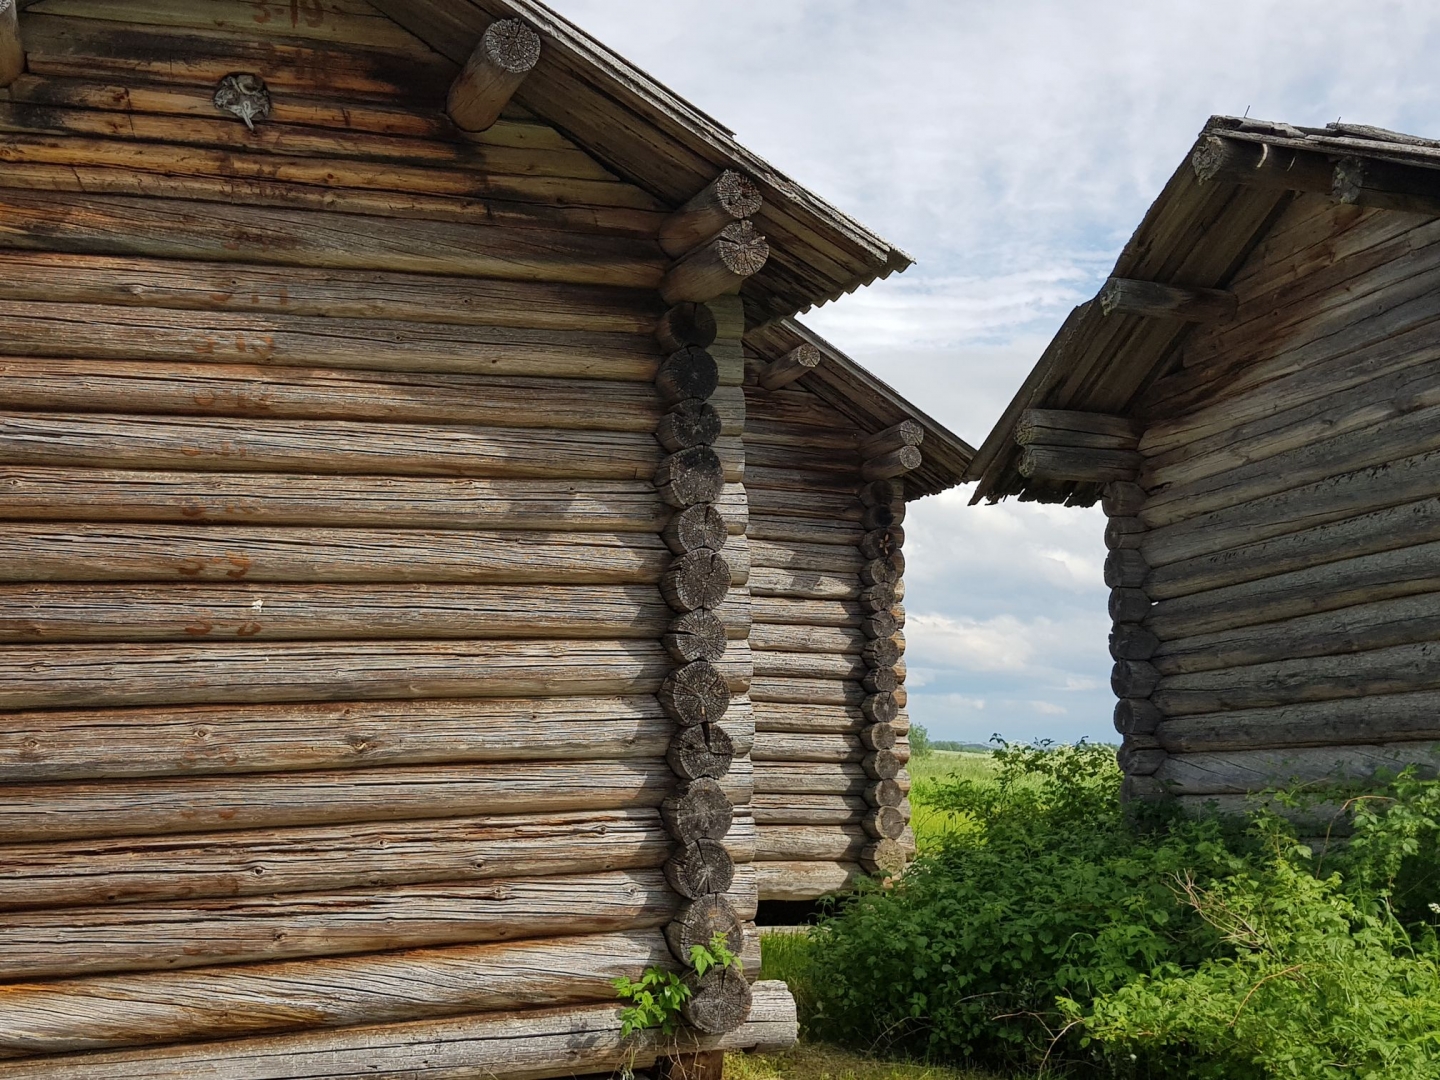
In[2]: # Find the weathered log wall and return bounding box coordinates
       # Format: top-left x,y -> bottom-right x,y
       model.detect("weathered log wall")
0,2 -> 779,1071
1115,197 -> 1440,812
744,356 -> 916,899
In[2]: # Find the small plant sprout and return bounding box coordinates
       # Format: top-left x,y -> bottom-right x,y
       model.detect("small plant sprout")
614,933 -> 743,1039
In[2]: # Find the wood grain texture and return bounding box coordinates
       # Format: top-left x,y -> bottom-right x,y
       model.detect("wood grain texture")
0,979 -> 797,1078
1153,741 -> 1440,796
755,861 -> 861,901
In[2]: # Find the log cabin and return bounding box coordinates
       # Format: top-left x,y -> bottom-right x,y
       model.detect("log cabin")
0,1 -> 972,1075
967,115 -> 1440,825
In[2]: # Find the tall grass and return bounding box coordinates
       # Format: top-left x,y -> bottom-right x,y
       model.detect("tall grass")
907,751 -> 1000,852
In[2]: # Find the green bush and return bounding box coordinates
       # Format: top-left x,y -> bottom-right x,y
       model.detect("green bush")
910,724 -> 932,758
804,742 -> 1440,1079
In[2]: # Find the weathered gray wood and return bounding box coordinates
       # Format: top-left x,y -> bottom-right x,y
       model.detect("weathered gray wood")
0,978 -> 795,1078
860,500 -> 905,530
859,582 -> 897,613
655,447 -> 727,508
667,724 -> 735,781
0,694 -> 752,784
1113,698 -> 1164,736
1109,587 -> 1152,623
448,19 -> 541,132
755,860 -> 860,901
866,778 -> 906,807
0,808 -> 715,910
1146,542 -> 1440,640
1109,624 -> 1160,661
1016,409 -> 1141,448
1103,481 -> 1147,517
757,344 -> 822,391
1098,277 -> 1237,322
655,303 -> 717,352
751,795 -> 870,825
665,839 -> 735,900
0,758 -> 755,844
750,701 -> 869,735
858,421 -> 923,459
655,346 -> 719,405
661,550 -> 732,613
861,636 -> 903,668
859,527 -> 904,561
1191,134 -> 1335,191
1117,744 -> 1167,776
861,692 -> 899,724
0,639 -> 752,710
754,825 -> 865,862
862,804 -> 907,840
663,504 -> 730,555
0,583 -> 752,644
1105,516 -> 1146,550
1104,549 -> 1149,589
683,963 -> 753,1035
861,837 -> 908,876
658,171 -> 763,258
861,666 -> 898,694
1155,690 -> 1440,753
0,929 -> 676,1059
862,749 -> 903,780
1153,641 -> 1440,716
659,660 -> 733,726
750,733 -> 862,764
753,761 -> 904,797
1153,741 -> 1440,796
657,399 -> 723,451
664,610 -> 729,664
861,446 -> 921,481
750,676 -> 866,707
665,896 -> 744,963
660,221 -> 769,304
860,609 -> 899,640
1112,660 -> 1161,699
1153,591 -> 1440,676
1019,446 -> 1142,483
858,722 -> 898,752
661,778 -> 734,842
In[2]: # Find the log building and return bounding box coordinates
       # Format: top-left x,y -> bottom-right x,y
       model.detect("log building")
0,0 -> 971,1075
968,115 -> 1440,822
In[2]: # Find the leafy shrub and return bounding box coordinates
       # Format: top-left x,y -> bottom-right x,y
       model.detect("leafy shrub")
614,932 -> 743,1038
910,724 -> 932,758
804,742 -> 1440,1078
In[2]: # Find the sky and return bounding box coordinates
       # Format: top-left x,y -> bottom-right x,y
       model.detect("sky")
549,0 -> 1440,746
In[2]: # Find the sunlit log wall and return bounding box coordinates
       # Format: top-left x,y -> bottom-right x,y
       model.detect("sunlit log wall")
0,2 -> 793,1071
1112,195 -> 1440,816
743,353 -> 918,903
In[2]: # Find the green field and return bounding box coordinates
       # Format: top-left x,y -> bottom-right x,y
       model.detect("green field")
904,750 -> 998,851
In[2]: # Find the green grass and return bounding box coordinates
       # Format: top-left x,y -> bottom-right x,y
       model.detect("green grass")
907,751 -> 999,852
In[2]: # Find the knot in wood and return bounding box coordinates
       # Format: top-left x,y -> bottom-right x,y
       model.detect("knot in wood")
213,74 -> 272,133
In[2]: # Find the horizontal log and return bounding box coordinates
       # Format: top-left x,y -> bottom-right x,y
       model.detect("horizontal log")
1153,641 -> 1440,716
0,583 -> 751,644
1104,548 -> 1149,589
0,929 -> 682,1059
0,974 -> 793,1080
858,421 -> 923,459
1019,445 -> 1142,483
749,597 -> 865,628
1190,135 -> 1337,192
0,756 -> 754,844
0,468 -> 732,533
751,702 -> 869,735
0,523 -> 685,586
749,539 -> 865,575
0,866 -> 754,980
1146,541 -> 1440,640
0,639 -> 751,710
749,677 -> 864,706
1112,660 -> 1161,699
1153,741 -> 1440,796
1110,587 -> 1152,624
660,221 -> 770,305
1105,516 -> 1146,550
751,733 -> 864,764
447,19 -> 541,133
861,446 -> 921,481
756,861 -> 863,901
751,795 -> 870,826
749,623 -> 865,654
754,826 -> 865,863
1140,448 -> 1440,568
1153,591 -> 1440,676
750,567 -> 864,601
1110,623 -> 1160,661
0,808 -> 756,911
1103,481 -> 1148,517
1114,698 -> 1164,737
1156,690 -> 1440,753
0,191 -> 668,286
1146,497 -> 1440,601
0,358 -> 745,434
753,651 -> 866,681
0,251 -> 666,333
1016,409 -> 1142,449
1098,277 -> 1237,322
0,696 -> 753,784
753,762 -> 908,797
756,344 -> 822,392
747,486 -> 863,524
659,171 -> 763,258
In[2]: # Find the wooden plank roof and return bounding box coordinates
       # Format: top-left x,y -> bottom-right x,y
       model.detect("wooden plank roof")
368,0 -> 913,326
964,114 -> 1440,506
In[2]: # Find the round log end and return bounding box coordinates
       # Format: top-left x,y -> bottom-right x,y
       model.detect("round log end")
862,837 -> 908,877
1114,697 -> 1164,736
655,446 -> 725,509
862,666 -> 898,695
657,399 -> 723,452
655,346 -> 720,405
715,221 -> 770,278
859,527 -> 902,561
482,19 -> 542,73
656,303 -> 718,351
667,722 -> 735,781
865,778 -> 904,807
683,964 -> 752,1035
862,637 -> 902,669
659,660 -> 731,726
858,582 -> 897,614
863,804 -> 907,840
660,548 -> 732,613
715,171 -> 763,218
861,692 -> 899,725
859,722 -> 898,753
863,749 -> 903,781
663,609 -> 729,664
664,838 -> 735,899
666,894 -> 744,964
661,777 -> 734,842
663,504 -> 729,555
860,610 -> 899,641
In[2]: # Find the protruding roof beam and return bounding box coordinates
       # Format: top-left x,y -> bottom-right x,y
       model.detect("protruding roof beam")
0,0 -> 23,88
660,221 -> 770,305
659,171 -> 763,258
447,19 -> 541,133
756,343 -> 821,391
859,420 -> 923,460
1098,277 -> 1237,323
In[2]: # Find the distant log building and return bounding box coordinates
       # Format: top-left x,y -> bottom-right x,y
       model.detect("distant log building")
0,1 -> 970,1075
969,116 -> 1440,824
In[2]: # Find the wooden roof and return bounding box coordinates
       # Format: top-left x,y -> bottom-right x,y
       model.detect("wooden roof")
745,319 -> 977,499
965,114 -> 1440,506
368,0 -> 913,325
